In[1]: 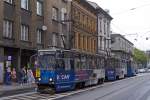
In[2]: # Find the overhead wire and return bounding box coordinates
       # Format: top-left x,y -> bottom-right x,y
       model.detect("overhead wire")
112,3 -> 150,15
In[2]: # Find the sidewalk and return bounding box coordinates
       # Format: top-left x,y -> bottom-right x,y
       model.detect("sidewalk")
0,83 -> 37,97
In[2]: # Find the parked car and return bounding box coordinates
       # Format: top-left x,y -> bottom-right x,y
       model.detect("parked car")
138,68 -> 146,73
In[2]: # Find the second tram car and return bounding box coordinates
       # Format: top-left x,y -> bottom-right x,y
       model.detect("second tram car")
105,57 -> 116,81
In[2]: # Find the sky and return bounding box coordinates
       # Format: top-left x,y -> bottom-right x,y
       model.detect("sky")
89,0 -> 150,51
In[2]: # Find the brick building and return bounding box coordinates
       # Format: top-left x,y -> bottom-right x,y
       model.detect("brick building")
71,0 -> 97,54
0,0 -> 71,83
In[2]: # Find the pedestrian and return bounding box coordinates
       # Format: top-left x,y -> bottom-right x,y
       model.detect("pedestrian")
5,67 -> 11,85
19,67 -> 27,85
11,68 -> 17,83
27,68 -> 35,84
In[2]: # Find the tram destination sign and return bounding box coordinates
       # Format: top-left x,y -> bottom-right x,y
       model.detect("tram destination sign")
39,51 -> 55,56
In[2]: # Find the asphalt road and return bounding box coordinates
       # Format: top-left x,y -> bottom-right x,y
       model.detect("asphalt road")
59,73 -> 150,100
1,73 -> 150,100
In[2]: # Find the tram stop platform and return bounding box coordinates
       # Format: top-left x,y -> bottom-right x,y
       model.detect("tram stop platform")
0,83 -> 37,97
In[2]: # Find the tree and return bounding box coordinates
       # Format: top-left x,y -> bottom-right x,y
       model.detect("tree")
133,48 -> 149,67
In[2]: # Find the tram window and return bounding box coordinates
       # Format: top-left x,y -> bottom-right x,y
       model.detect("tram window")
81,57 -> 86,70
89,58 -> 92,69
97,59 -> 100,69
86,58 -> 89,69
74,58 -> 80,71
56,59 -> 65,70
92,59 -> 96,69
47,56 -> 55,70
96,58 -> 99,69
81,61 -> 86,70
64,58 -> 71,70
97,58 -> 101,69
70,59 -> 74,70
101,59 -> 105,69
38,54 -> 55,70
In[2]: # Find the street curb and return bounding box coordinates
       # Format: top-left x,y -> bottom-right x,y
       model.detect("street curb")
0,86 -> 36,98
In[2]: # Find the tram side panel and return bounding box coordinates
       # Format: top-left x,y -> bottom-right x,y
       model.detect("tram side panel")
74,55 -> 104,87
115,61 -> 126,79
93,57 -> 105,84
84,56 -> 105,86
127,61 -> 135,77
74,55 -> 90,88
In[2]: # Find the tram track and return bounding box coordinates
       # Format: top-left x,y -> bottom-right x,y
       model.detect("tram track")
94,77 -> 148,100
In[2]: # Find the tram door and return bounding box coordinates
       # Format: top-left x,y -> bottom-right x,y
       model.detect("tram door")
55,52 -> 75,92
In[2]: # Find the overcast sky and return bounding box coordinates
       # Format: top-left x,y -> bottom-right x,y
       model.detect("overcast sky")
89,0 -> 150,51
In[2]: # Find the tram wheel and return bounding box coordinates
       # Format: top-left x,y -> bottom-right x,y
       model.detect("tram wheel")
98,78 -> 104,84
46,88 -> 55,95
116,76 -> 119,80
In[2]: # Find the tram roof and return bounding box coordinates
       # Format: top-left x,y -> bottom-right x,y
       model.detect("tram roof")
38,48 -> 71,52
38,48 -> 104,58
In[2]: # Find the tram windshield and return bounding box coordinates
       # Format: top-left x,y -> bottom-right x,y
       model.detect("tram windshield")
38,50 -> 72,70
38,54 -> 55,70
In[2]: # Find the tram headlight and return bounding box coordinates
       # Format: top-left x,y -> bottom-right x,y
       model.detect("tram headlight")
49,78 -> 53,82
38,78 -> 41,81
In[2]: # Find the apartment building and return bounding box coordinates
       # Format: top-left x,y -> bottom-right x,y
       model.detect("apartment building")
71,0 -> 97,54
87,1 -> 113,57
0,0 -> 71,83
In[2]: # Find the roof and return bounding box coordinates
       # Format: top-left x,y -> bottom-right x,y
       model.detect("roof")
87,1 -> 113,20
76,0 -> 97,14
111,33 -> 134,45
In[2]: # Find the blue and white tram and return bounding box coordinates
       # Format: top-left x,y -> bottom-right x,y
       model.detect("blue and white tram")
34,48 -> 105,92
36,49 -> 75,92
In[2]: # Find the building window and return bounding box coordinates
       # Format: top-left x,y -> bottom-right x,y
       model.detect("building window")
104,19 -> 106,34
4,0 -> 13,4
62,0 -> 67,3
52,33 -> 59,47
99,18 -> 102,32
61,8 -> 67,22
3,20 -> 13,39
21,0 -> 29,10
100,36 -> 103,50
21,24 -> 29,41
52,7 -> 58,21
78,34 -> 81,49
104,24 -> 106,34
37,29 -> 42,44
37,0 -> 43,16
107,22 -> 110,37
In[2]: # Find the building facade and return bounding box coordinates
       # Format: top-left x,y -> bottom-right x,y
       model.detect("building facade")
87,1 -> 113,57
0,0 -> 71,83
71,0 -> 97,54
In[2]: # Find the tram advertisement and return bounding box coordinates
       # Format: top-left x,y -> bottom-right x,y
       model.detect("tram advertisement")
55,70 -> 75,91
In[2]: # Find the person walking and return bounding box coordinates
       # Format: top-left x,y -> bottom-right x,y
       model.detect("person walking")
11,68 -> 17,84
19,67 -> 27,85
5,67 -> 11,85
27,68 -> 35,84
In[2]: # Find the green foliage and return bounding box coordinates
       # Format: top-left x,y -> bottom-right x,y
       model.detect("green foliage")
133,48 -> 149,64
